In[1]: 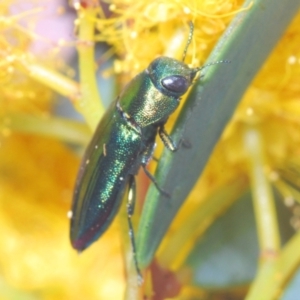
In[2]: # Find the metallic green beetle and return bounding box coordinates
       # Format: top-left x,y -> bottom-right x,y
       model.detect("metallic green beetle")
70,23 -> 210,279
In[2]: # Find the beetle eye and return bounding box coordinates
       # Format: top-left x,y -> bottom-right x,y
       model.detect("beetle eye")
161,75 -> 189,94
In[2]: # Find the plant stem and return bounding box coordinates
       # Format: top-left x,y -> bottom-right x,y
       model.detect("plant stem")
244,126 -> 280,258
3,113 -> 90,145
244,126 -> 280,300
246,230 -> 300,300
76,6 -> 104,130
22,62 -> 80,103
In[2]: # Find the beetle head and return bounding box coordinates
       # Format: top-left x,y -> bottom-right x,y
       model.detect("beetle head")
147,56 -> 198,98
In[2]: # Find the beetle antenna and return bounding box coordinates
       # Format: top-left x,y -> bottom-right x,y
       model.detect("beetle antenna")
182,21 -> 194,62
193,60 -> 231,73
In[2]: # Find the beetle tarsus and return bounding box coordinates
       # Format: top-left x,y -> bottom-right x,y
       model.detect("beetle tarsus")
179,138 -> 192,149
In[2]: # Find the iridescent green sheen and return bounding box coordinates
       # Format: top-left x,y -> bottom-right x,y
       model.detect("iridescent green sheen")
70,56 -> 199,251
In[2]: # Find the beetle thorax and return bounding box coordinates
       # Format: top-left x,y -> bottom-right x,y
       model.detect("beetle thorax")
118,71 -> 180,128
118,57 -> 197,128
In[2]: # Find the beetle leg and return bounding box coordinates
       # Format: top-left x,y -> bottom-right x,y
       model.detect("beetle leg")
159,125 -> 192,150
139,139 -> 170,197
126,175 -> 143,284
142,165 -> 170,198
158,125 -> 177,152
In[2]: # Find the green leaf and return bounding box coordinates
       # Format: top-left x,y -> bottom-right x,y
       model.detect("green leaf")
137,0 -> 300,268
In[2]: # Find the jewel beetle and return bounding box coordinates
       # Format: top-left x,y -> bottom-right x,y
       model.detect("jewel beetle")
70,22 -> 225,280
